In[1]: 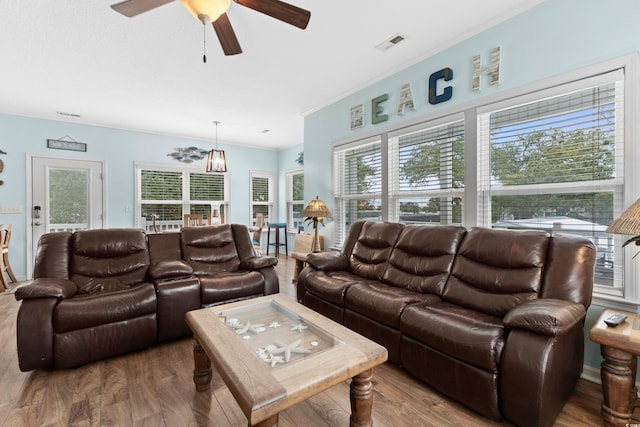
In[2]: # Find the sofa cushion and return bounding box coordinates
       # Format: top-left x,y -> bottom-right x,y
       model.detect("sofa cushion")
181,225 -> 241,274
345,283 -> 441,328
382,224 -> 466,294
303,271 -> 366,306
53,283 -> 157,333
349,221 -> 404,280
199,271 -> 265,304
70,229 -> 150,294
400,301 -> 505,372
443,227 -> 549,318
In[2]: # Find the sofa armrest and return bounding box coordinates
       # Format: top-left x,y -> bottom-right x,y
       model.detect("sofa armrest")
503,299 -> 586,337
15,278 -> 78,301
149,260 -> 194,281
240,256 -> 278,271
306,252 -> 348,271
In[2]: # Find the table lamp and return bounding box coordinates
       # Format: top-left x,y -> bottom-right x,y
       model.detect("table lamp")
301,196 -> 331,252
607,197 -> 640,247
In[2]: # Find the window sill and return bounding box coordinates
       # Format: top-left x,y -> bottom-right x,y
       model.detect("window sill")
591,294 -> 640,312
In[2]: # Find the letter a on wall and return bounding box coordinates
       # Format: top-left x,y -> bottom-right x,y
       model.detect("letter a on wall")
397,83 -> 416,115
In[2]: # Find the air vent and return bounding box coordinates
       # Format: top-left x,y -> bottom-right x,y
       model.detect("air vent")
375,33 -> 406,52
56,111 -> 81,118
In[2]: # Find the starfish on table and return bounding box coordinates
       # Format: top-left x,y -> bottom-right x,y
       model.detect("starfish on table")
270,339 -> 310,362
268,321 -> 281,328
265,354 -> 285,367
290,323 -> 308,332
234,321 -> 265,335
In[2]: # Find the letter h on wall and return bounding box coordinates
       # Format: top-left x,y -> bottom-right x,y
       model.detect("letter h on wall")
472,47 -> 501,91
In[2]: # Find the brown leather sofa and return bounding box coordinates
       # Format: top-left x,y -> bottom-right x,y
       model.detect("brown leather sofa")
297,221 -> 595,427
15,225 -> 278,371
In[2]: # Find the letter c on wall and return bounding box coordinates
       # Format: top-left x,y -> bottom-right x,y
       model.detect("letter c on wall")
428,68 -> 453,105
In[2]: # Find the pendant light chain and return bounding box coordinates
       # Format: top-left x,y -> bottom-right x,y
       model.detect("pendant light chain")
202,23 -> 207,63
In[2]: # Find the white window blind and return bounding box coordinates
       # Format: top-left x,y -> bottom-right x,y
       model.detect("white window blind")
251,172 -> 274,224
478,70 -> 624,292
389,118 -> 464,224
286,170 -> 304,231
333,138 -> 382,246
136,164 -> 228,232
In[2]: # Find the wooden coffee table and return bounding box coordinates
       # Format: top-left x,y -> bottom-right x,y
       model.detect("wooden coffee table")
185,294 -> 388,427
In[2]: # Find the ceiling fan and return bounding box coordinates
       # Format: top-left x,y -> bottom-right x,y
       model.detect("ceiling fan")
110,0 -> 311,56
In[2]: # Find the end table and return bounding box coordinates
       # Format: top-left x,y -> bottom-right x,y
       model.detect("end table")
589,309 -> 640,426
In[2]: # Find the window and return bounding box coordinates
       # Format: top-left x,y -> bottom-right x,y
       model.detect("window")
478,70 -> 624,294
333,137 -> 383,246
251,171 -> 274,224
286,169 -> 304,231
389,117 -> 465,225
331,61 -> 636,305
135,163 -> 228,232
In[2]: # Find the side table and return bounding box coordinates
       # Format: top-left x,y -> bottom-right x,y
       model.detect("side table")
589,309 -> 640,426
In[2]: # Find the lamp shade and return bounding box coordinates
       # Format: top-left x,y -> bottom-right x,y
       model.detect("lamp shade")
179,0 -> 230,23
205,149 -> 227,173
302,196 -> 332,219
607,197 -> 640,235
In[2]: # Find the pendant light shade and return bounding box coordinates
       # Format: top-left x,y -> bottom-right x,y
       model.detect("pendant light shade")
206,121 -> 227,173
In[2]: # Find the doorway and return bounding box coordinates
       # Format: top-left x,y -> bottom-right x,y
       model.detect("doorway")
28,156 -> 105,273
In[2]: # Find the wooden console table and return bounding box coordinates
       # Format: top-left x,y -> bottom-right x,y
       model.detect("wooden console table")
589,309 -> 640,426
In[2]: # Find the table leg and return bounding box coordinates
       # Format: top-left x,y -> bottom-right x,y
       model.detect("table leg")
193,339 -> 212,392
600,345 -> 636,426
350,368 -> 374,427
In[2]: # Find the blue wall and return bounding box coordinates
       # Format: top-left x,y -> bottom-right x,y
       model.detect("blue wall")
303,0 -> 640,376
0,114 -> 280,280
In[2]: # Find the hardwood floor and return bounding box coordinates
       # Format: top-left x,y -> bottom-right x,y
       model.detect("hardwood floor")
0,255 -> 605,426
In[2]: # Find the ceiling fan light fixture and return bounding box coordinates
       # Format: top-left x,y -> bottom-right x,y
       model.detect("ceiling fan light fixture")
180,0 -> 230,23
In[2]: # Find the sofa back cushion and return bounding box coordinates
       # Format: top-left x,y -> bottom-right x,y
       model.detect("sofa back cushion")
349,221 -> 404,281
181,225 -> 241,275
443,227 -> 549,318
383,225 -> 466,294
70,229 -> 150,294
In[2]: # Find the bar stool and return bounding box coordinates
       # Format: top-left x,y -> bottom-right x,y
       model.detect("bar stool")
266,222 -> 288,257
0,224 -> 17,291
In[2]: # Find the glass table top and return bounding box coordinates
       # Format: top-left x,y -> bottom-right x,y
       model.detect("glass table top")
215,299 -> 344,370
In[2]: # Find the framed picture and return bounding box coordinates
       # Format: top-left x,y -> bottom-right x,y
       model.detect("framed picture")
47,139 -> 87,152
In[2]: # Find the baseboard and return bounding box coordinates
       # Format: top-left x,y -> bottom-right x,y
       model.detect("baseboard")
581,364 -> 601,385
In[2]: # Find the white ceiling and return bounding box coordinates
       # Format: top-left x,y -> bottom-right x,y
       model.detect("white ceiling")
0,0 -> 543,150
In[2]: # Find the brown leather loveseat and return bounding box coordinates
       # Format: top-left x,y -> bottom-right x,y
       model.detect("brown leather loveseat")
15,225 -> 278,371
297,221 -> 595,427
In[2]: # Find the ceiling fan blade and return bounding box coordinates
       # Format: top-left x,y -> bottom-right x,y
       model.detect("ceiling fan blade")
212,13 -> 243,56
234,0 -> 310,29
111,0 -> 174,17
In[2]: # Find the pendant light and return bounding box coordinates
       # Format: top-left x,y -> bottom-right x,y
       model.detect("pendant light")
206,120 -> 227,173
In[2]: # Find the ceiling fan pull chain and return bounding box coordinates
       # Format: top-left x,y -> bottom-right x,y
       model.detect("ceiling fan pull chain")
202,23 -> 207,63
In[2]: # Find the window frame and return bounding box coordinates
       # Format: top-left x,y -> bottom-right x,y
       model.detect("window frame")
286,168 -> 304,232
250,171 -> 275,225
134,161 -> 229,232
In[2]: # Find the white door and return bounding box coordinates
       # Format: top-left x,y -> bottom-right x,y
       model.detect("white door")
29,157 -> 105,272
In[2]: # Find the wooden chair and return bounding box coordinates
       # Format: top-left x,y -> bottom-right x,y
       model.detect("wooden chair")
0,224 -> 17,291
250,214 -> 265,254
183,214 -> 203,227
291,232 -> 323,284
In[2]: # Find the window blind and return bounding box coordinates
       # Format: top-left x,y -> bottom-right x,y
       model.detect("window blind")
389,119 -> 464,224
251,173 -> 273,223
333,139 -> 382,246
478,71 -> 624,289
